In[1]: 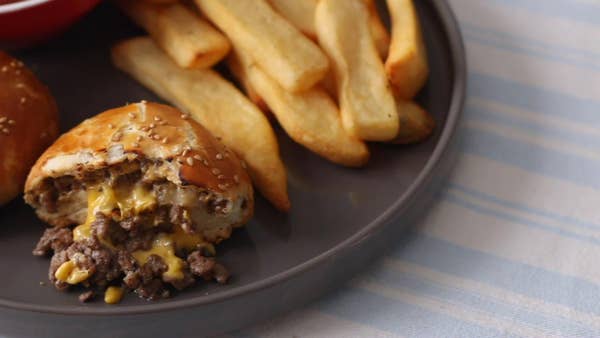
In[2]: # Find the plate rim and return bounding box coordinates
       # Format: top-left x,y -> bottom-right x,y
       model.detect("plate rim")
0,0 -> 467,316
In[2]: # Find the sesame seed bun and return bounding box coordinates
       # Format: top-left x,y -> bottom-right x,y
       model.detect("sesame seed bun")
24,102 -> 253,241
0,52 -> 59,206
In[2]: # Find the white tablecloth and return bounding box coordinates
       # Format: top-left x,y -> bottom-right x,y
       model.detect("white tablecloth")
228,0 -> 600,336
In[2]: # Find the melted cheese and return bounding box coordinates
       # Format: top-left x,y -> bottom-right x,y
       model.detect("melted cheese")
71,182 -> 209,282
54,261 -> 91,285
73,184 -> 156,242
132,234 -> 185,280
104,286 -> 124,304
132,227 -> 212,281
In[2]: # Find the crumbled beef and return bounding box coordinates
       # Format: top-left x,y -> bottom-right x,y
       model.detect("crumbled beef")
169,270 -> 196,291
78,290 -> 95,303
65,238 -> 121,287
187,251 -> 216,278
48,250 -> 69,290
33,227 -> 73,256
135,279 -> 170,300
92,212 -> 126,244
124,229 -> 155,252
213,264 -> 230,284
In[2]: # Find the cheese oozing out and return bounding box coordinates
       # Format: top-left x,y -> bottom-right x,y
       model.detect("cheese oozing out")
71,183 -> 210,284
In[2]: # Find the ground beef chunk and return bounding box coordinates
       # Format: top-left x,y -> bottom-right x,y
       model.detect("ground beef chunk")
140,255 -> 167,282
91,213 -> 126,244
124,228 -> 155,252
48,250 -> 69,290
169,270 -> 196,290
65,239 -> 121,288
78,290 -> 95,303
187,251 -> 216,278
135,279 -> 169,300
38,189 -> 58,213
213,264 -> 230,284
33,227 -> 73,256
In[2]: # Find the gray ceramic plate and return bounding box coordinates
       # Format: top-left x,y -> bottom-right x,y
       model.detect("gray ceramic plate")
0,1 -> 465,337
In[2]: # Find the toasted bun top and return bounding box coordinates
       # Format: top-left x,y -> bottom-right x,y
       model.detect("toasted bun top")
25,102 -> 252,201
0,52 -> 59,205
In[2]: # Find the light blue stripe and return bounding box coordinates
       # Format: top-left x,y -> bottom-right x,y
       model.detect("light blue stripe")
460,125 -> 600,189
371,267 -> 595,336
469,73 -> 600,126
449,183 -> 600,232
490,0 -> 600,25
318,288 -> 512,338
443,191 -> 600,246
464,103 -> 600,151
460,22 -> 600,59
388,233 -> 600,316
464,29 -> 600,71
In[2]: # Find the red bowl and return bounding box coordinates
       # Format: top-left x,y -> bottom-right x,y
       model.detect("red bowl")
0,0 -> 102,49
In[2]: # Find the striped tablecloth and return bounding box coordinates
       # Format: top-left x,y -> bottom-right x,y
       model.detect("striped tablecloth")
227,0 -> 600,337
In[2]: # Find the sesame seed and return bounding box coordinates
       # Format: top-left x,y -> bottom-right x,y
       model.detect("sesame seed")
159,121 -> 167,126
216,153 -> 223,160
152,134 -> 160,140
217,174 -> 225,180
181,114 -> 189,119
2,128 -> 9,134
202,160 -> 209,166
193,155 -> 202,161
112,132 -> 123,142
140,126 -> 149,132
241,160 -> 247,169
132,142 -> 140,147
218,184 -> 226,190
1,66 -> 7,72
182,149 -> 189,157
16,83 -> 24,89
0,117 -> 6,123
20,97 -> 26,104
136,135 -> 142,142
128,112 -> 136,119
233,175 -> 240,183
8,120 -> 15,125
154,116 -> 161,121
149,123 -> 156,129
186,157 -> 194,166
211,168 -> 221,175
108,123 -> 114,129
162,137 -> 168,144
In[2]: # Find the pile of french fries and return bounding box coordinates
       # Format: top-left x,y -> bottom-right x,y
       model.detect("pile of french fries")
111,0 -> 435,212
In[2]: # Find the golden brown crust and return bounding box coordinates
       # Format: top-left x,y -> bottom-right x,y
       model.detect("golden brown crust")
25,102 -> 252,201
0,52 -> 59,205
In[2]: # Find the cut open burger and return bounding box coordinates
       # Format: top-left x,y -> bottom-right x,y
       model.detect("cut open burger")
24,102 -> 254,302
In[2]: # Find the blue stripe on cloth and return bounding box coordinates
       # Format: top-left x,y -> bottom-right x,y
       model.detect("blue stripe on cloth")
443,191 -> 600,246
468,73 -> 600,126
460,127 -> 600,189
460,22 -> 600,59
448,183 -> 600,232
388,233 -> 600,316
464,30 -> 600,71
464,104 -> 600,151
370,267 -> 596,336
317,288 -> 512,338
489,0 -> 600,25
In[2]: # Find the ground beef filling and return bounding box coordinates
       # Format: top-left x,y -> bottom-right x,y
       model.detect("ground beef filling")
33,205 -> 229,302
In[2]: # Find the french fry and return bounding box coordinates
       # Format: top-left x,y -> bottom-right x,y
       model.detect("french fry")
392,100 -> 435,144
232,64 -> 271,113
363,0 -> 391,59
266,0 -> 389,59
266,0 -> 318,39
117,0 -> 230,69
385,0 -> 429,99
194,0 -> 329,92
315,0 -> 399,142
229,49 -> 370,167
111,37 -> 290,211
